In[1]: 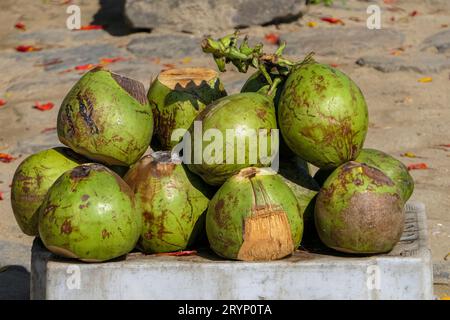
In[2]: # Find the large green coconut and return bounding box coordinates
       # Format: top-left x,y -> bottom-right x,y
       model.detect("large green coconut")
186,92 -> 278,186
355,148 -> 414,203
206,167 -> 303,261
124,151 -> 211,253
57,67 -> 153,166
278,61 -> 369,169
38,163 -> 140,262
148,68 -> 227,150
11,147 -> 86,236
315,161 -> 405,254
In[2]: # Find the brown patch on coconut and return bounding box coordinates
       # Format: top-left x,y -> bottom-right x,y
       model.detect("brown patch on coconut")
237,206 -> 295,261
362,165 -> 395,187
238,167 -> 259,179
158,67 -> 218,89
110,72 -> 147,105
60,219 -> 73,234
330,192 -> 404,254
70,165 -> 92,180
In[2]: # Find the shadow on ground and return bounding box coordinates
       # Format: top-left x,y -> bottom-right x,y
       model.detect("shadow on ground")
91,0 -> 150,36
0,266 -> 30,300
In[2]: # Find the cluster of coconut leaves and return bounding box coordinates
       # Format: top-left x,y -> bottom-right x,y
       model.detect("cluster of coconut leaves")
11,31 -> 414,263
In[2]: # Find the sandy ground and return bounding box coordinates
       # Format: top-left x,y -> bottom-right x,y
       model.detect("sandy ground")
0,0 -> 448,298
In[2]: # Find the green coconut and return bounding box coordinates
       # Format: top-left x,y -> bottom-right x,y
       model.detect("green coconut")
11,147 -> 86,236
355,148 -> 414,203
315,161 -> 405,254
206,167 -> 303,261
57,67 -> 153,166
148,68 -> 227,150
38,163 -> 140,262
124,151 -> 211,253
186,92 -> 278,186
278,61 -> 369,169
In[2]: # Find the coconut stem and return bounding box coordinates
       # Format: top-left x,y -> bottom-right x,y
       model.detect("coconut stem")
201,30 -> 315,78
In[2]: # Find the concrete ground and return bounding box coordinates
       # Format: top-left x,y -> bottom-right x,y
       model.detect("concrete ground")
0,0 -> 448,299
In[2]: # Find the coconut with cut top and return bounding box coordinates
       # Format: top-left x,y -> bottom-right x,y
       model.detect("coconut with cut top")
147,67 -> 227,150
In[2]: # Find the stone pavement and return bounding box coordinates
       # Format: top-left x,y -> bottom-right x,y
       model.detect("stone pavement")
0,0 -> 449,299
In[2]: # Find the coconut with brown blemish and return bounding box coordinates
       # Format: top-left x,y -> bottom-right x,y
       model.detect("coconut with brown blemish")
38,163 -> 141,262
147,67 -> 227,150
315,161 -> 405,254
206,167 -> 303,261
124,151 -> 212,253
57,67 -> 153,166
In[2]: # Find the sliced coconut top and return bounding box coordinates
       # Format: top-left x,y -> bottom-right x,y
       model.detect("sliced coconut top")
158,67 -> 218,89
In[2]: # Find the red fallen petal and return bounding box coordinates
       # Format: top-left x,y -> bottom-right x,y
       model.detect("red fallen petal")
78,25 -> 103,31
15,22 -> 26,31
155,250 -> 197,257
329,63 -> 339,68
0,153 -> 16,163
75,63 -> 97,71
321,17 -> 345,25
0,99 -> 6,107
410,10 -> 418,17
33,102 -> 54,111
264,33 -> 280,45
41,127 -> 57,134
100,57 -> 125,64
16,45 -> 42,52
0,191 -> 3,200
407,163 -> 428,170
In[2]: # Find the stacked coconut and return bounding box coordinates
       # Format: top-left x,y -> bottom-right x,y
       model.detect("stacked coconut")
11,33 -> 414,262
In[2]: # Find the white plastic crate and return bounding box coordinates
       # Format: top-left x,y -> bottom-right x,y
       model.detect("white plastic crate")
30,201 -> 433,300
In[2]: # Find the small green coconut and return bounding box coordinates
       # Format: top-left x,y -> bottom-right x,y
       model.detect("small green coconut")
148,67 -> 227,150
124,151 -> 211,253
315,161 -> 405,254
11,147 -> 86,236
38,163 -> 141,262
57,67 -> 153,166
206,167 -> 303,261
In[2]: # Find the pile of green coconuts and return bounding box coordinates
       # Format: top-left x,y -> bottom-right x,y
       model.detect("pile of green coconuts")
11,32 -> 414,262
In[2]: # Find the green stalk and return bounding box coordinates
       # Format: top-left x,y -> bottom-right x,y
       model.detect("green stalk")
201,31 -> 316,100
